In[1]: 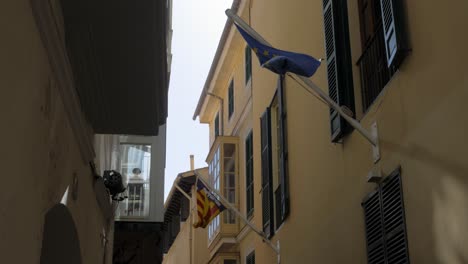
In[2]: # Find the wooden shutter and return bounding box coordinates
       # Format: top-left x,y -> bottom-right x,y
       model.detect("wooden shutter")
323,0 -> 355,142
362,190 -> 385,264
214,113 -> 220,137
245,46 -> 252,84
381,169 -> 410,263
362,168 -> 410,264
379,0 -> 409,69
228,80 -> 234,118
245,131 -> 254,217
246,251 -> 255,264
260,109 -> 274,238
277,76 -> 289,221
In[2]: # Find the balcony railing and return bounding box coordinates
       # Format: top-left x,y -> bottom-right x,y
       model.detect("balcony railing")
357,24 -> 394,112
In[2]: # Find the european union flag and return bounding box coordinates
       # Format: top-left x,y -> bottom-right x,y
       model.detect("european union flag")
235,24 -> 321,77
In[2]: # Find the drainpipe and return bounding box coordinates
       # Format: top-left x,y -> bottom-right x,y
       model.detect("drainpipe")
206,92 -> 224,136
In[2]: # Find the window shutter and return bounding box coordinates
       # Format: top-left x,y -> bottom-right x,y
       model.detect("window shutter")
246,251 -> 255,264
362,168 -> 410,264
245,131 -> 254,217
277,76 -> 289,221
245,46 -> 252,84
379,0 -> 409,70
362,190 -> 385,264
214,113 -> 220,137
228,80 -> 234,119
260,109 -> 274,238
323,0 -> 355,142
381,169 -> 410,264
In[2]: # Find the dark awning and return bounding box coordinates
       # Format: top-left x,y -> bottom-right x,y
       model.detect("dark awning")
60,0 -> 169,135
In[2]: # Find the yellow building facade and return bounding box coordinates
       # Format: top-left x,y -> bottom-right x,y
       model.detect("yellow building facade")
166,0 -> 468,263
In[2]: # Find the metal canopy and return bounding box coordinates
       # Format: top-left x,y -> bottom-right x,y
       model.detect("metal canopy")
61,0 -> 169,135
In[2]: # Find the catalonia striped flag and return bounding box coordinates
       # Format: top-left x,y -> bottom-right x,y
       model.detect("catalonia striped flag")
193,180 -> 226,228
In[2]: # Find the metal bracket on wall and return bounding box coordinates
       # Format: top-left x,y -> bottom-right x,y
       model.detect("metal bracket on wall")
371,122 -> 381,163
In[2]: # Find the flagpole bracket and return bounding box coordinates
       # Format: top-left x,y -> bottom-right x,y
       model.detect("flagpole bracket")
371,122 -> 380,163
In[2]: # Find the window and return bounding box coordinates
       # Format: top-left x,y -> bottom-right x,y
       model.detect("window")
245,46 -> 252,85
207,138 -> 238,242
208,147 -> 221,241
357,0 -> 408,111
245,131 -> 254,218
362,168 -> 410,264
322,0 -> 355,143
228,80 -> 234,119
246,251 -> 255,264
223,143 -> 236,224
270,98 -> 282,228
260,77 -> 289,238
214,112 -> 220,138
117,144 -> 151,218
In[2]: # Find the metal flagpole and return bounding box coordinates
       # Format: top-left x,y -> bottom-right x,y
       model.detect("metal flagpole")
225,9 -> 378,147
193,171 -> 280,255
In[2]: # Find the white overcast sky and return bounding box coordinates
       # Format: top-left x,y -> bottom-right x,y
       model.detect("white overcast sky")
164,0 -> 233,199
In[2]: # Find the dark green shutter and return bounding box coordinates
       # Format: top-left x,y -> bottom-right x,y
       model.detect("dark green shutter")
245,131 -> 254,218
260,109 -> 274,238
362,168 -> 410,264
362,190 -> 385,264
323,0 -> 355,142
379,0 -> 409,70
214,113 -> 219,137
381,169 -> 410,264
277,76 -> 289,221
228,80 -> 234,119
246,251 -> 255,264
245,46 -> 252,84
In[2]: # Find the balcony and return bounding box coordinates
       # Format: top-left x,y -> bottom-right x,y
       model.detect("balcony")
205,136 -> 239,251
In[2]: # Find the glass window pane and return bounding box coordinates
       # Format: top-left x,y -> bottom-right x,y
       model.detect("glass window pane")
116,144 -> 151,219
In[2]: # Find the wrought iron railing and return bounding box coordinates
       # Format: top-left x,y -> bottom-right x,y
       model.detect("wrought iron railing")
357,24 -> 393,112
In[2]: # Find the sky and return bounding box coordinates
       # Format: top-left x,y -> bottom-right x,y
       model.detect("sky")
164,0 -> 233,199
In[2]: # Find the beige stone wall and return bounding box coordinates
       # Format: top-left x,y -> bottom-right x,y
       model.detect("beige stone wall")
163,221 -> 191,264
0,0 -> 109,263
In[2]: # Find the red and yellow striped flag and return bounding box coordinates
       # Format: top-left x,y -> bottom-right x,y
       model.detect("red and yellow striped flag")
193,180 -> 226,228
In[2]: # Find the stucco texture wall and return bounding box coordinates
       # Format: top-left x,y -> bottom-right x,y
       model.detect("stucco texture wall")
0,1 -> 109,263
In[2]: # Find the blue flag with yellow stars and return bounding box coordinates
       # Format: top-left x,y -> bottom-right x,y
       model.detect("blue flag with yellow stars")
235,24 -> 321,77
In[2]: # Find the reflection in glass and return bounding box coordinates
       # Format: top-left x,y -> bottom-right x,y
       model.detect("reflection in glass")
116,144 -> 151,219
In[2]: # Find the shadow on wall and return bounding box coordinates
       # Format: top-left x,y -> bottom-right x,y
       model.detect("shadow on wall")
40,204 -> 82,264
381,140 -> 468,264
